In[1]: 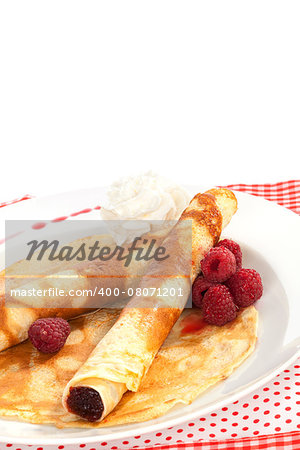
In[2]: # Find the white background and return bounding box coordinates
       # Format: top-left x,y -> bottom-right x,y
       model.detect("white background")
0,1 -> 299,202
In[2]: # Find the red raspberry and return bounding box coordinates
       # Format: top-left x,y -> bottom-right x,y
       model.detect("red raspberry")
226,268 -> 263,307
201,246 -> 236,282
202,285 -> 237,326
192,275 -> 217,308
216,239 -> 242,270
28,317 -> 71,353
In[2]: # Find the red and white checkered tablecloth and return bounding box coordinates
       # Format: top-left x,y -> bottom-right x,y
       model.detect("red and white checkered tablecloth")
0,180 -> 299,450
224,180 -> 300,215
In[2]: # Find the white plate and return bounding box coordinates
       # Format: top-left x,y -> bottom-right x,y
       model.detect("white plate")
0,186 -> 299,446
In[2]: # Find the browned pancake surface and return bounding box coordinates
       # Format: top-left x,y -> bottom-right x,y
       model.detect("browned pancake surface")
0,307 -> 257,428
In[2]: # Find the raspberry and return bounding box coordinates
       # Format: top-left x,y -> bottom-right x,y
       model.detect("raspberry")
28,317 -> 71,353
201,246 -> 236,282
216,239 -> 242,269
192,275 -> 216,308
202,285 -> 237,326
226,268 -> 263,307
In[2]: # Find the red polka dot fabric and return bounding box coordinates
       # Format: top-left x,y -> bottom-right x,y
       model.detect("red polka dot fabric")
0,181 -> 299,449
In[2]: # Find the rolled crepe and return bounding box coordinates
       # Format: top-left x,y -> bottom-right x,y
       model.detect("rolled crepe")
0,231 -> 166,352
62,188 -> 238,422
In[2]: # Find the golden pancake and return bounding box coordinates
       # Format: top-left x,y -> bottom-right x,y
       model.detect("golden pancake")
0,306 -> 257,428
62,188 -> 238,422
0,230 -> 165,352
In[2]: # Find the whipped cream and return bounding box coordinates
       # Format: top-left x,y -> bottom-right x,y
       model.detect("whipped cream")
100,172 -> 190,244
